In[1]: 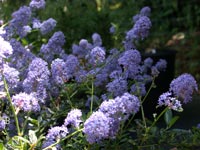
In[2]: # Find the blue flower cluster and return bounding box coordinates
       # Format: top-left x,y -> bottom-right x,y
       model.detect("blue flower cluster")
83,92 -> 140,143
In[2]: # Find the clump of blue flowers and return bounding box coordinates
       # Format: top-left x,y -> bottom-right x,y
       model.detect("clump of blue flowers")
0,1 -> 199,149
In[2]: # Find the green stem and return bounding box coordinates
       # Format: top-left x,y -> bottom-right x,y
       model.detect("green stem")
3,76 -> 21,136
42,128 -> 83,150
21,112 -> 31,136
142,78 -> 155,103
149,107 -> 169,130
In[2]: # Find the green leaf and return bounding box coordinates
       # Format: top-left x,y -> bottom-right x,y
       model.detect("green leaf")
0,143 -> 5,150
164,109 -> 172,126
167,116 -> 180,129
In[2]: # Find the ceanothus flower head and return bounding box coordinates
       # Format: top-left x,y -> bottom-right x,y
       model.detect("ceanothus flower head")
0,36 -> 13,58
23,57 -> 50,102
83,111 -> 111,144
64,109 -> 82,128
10,6 -> 32,37
130,16 -> 152,40
29,0 -> 46,10
12,92 -> 40,112
118,49 -> 141,67
65,54 -> 80,76
51,58 -> 70,85
40,31 -> 65,62
140,6 -> 151,17
155,59 -> 167,71
0,115 -> 8,131
40,18 -> 57,35
158,92 -> 183,112
2,64 -> 19,88
92,33 -> 102,47
106,77 -> 128,97
99,92 -> 140,120
46,126 -> 68,140
169,73 -> 198,103
32,18 -> 41,29
21,25 -> 32,37
89,46 -> 106,65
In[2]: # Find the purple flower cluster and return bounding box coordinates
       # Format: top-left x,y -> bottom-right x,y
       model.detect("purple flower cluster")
169,73 -> 198,103
29,0 -> 46,10
64,109 -> 82,128
23,58 -> 50,102
83,111 -> 111,144
40,31 -> 65,62
0,36 -> 13,59
12,92 -> 40,112
40,18 -> 57,35
124,6 -> 151,50
158,92 -> 183,112
88,46 -> 106,65
51,58 -> 69,85
2,64 -> 19,88
92,33 -> 102,47
84,93 -> 140,143
9,6 -> 32,37
43,126 -> 68,149
118,49 -> 141,79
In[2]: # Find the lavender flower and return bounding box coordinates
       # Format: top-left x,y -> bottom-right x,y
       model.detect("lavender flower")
140,6 -> 151,17
0,119 -> 6,130
43,126 -> 68,149
92,33 -> 102,47
109,25 -> 116,34
51,58 -> 69,85
21,25 -> 32,37
9,6 -> 32,37
89,46 -> 106,65
155,59 -> 167,71
169,73 -> 198,103
2,64 -> 19,88
12,92 -> 40,112
0,36 -> 13,58
29,0 -> 46,10
40,18 -> 57,35
99,92 -> 140,119
158,92 -> 183,112
64,109 -> 82,128
83,111 -> 111,144
106,77 -> 128,97
32,18 -> 41,29
9,39 -> 35,77
23,58 -> 50,102
40,31 -> 65,62
132,16 -> 152,40
118,49 -> 141,79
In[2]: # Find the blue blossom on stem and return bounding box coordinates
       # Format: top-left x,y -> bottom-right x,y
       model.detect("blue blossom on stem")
29,0 -> 46,10
140,6 -> 151,17
88,46 -> 106,65
9,6 -> 32,37
106,77 -> 128,97
43,126 -> 68,149
83,111 -> 111,144
2,64 -> 19,88
169,73 -> 198,103
51,58 -> 69,86
158,92 -> 183,112
40,18 -> 57,35
40,31 -> 65,62
92,33 -> 102,47
130,82 -> 146,96
0,119 -> 6,131
64,109 -> 82,128
155,59 -> 167,71
23,58 -> 50,102
0,36 -> 13,59
32,18 -> 41,29
118,49 -> 141,79
12,92 -> 40,112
